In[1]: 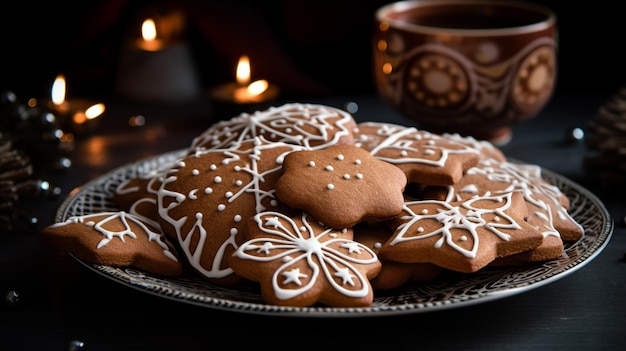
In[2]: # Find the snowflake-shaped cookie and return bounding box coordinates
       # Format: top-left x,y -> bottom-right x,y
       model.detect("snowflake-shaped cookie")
229,211 -> 381,307
380,192 -> 544,273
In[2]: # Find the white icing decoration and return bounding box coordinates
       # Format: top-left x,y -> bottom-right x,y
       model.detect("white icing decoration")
309,161 -> 315,167
192,169 -> 200,175
234,211 -> 378,300
327,184 -> 335,190
393,192 -> 519,258
52,211 -> 179,262
356,173 -> 363,179
343,174 -> 350,180
337,154 -> 344,161
214,176 -> 222,183
325,165 -> 334,171
217,204 -> 226,211
188,189 -> 198,200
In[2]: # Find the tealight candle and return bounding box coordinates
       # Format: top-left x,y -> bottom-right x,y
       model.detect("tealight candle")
208,55 -> 280,116
115,15 -> 200,103
47,74 -> 106,135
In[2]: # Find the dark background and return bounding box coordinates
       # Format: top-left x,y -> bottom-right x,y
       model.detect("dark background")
1,0 -> 623,102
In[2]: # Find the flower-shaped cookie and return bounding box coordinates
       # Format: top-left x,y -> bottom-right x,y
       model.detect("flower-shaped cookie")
275,144 -> 407,229
229,211 -> 381,307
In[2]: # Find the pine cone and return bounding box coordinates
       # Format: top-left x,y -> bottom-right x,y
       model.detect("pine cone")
584,86 -> 626,185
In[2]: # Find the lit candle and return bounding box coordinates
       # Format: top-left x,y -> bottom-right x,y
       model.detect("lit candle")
209,55 -> 279,107
115,14 -> 200,102
136,18 -> 164,52
47,74 -> 106,135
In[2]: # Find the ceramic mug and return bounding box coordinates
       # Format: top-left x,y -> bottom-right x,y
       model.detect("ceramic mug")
373,0 -> 557,144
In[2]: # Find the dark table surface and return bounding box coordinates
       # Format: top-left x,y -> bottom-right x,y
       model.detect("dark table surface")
2,91 -> 625,350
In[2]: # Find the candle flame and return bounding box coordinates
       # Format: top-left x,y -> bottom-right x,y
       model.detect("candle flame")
142,18 -> 157,41
86,103 -> 106,119
73,103 -> 105,125
51,74 -> 66,104
247,80 -> 268,96
236,55 -> 251,85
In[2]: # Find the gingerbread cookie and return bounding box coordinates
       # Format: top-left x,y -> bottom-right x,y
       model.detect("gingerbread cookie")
157,138 -> 300,285
113,171 -> 165,233
354,122 -> 481,186
229,211 -> 381,307
353,223 -> 443,290
422,158 -> 583,242
275,144 -> 407,229
40,211 -> 183,277
189,103 -> 358,152
379,192 -> 545,273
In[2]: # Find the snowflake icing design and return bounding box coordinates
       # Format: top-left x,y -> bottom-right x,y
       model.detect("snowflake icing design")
190,103 -> 355,151
392,192 -> 520,258
234,211 -> 378,300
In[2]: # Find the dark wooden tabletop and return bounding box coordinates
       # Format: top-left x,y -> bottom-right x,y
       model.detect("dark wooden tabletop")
2,91 -> 625,351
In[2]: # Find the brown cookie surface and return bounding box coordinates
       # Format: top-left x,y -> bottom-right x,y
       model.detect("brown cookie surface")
275,144 -> 407,229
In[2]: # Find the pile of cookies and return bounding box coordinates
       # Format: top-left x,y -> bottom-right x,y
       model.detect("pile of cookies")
40,103 -> 584,308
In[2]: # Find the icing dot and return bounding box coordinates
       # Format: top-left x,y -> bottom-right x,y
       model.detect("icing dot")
459,236 -> 468,241
270,200 -> 278,207
330,233 -> 338,238
225,191 -> 233,198
327,183 -> 335,190
286,128 -> 293,133
417,227 -> 424,232
86,221 -> 95,226
309,161 -> 316,167
428,140 -> 435,145
234,166 -> 241,171
235,180 -> 243,186
325,165 -> 334,171
374,242 -> 382,249
343,174 -> 350,180
196,213 -> 202,219
354,159 -> 362,165
424,149 -> 435,155
217,204 -> 226,211
214,176 -> 222,183
230,228 -> 238,235
192,169 -> 200,175
421,209 -> 428,214
177,161 -> 186,167
400,150 -> 408,156
336,154 -> 344,161
494,216 -> 501,222
204,187 -> 213,194
300,226 -> 307,232
210,164 -> 217,170
221,159 -> 230,165
356,173 -> 363,179
234,215 -> 242,222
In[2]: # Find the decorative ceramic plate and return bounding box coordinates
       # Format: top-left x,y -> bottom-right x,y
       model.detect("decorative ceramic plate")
55,150 -> 613,317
